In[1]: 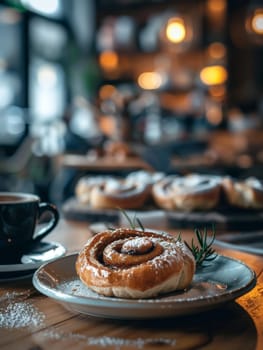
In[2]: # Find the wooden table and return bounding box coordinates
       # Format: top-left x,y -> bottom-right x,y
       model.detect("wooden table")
0,219 -> 263,350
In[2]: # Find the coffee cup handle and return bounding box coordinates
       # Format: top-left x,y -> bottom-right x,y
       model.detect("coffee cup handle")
33,203 -> 60,242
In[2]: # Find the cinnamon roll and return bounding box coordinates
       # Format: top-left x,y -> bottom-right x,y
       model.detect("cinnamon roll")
152,175 -> 179,210
76,228 -> 195,298
75,176 -> 118,204
152,174 -> 222,211
89,179 -> 151,209
75,173 -> 154,209
222,176 -> 263,209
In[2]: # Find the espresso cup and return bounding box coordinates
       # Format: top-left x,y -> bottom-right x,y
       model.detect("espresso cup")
0,192 -> 59,264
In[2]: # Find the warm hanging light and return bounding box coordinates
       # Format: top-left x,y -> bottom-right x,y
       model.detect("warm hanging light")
159,12 -> 194,52
200,65 -> 227,86
99,51 -> 119,71
251,9 -> 263,34
137,71 -> 163,90
245,7 -> 263,44
165,17 -> 186,44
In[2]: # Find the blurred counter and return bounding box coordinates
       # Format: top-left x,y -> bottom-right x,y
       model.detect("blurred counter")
61,154 -> 154,172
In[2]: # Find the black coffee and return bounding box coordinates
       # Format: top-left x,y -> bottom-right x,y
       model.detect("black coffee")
0,194 -> 38,203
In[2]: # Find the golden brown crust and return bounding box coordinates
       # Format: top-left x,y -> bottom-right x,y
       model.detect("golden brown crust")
89,181 -> 151,209
75,176 -> 115,204
76,228 -> 196,298
75,171 -> 162,209
222,177 -> 263,209
152,175 -> 178,210
152,174 -> 222,211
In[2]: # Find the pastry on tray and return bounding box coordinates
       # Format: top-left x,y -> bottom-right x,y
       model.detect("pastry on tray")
152,174 -> 222,211
74,171 -> 164,209
222,176 -> 263,209
74,172 -> 263,212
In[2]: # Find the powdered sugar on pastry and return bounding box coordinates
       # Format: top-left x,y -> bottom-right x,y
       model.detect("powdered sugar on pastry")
152,174 -> 222,211
76,228 -> 195,299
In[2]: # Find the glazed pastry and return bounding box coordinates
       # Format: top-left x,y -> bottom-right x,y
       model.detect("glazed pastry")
75,172 -> 156,209
76,228 -> 195,298
89,179 -> 151,209
151,175 -> 179,210
126,170 -> 165,188
75,176 -> 119,204
222,177 -> 263,209
152,174 -> 222,211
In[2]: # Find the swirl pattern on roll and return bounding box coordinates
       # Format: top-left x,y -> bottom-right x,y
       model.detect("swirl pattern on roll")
75,176 -> 115,204
76,228 -> 195,298
152,174 -> 222,211
89,179 -> 151,209
75,172 -> 158,209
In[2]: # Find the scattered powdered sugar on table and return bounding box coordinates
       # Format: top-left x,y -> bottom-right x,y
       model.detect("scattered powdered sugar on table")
44,329 -> 177,349
0,290 -> 45,329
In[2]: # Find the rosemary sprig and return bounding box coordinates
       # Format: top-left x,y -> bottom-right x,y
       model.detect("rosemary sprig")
176,232 -> 182,242
119,208 -> 145,231
186,226 -> 217,267
120,209 -> 217,267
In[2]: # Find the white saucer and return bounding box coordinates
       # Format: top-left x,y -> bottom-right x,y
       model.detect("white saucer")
0,241 -> 66,281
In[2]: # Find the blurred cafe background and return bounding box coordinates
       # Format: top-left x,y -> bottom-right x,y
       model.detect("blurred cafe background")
0,0 -> 262,206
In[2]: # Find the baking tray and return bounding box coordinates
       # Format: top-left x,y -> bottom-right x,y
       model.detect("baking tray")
62,198 -> 263,231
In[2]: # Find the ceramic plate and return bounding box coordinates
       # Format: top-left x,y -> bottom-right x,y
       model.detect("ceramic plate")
0,242 -> 66,281
32,253 -> 256,319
